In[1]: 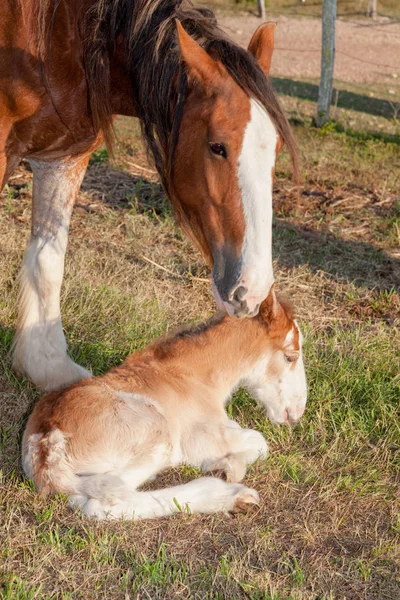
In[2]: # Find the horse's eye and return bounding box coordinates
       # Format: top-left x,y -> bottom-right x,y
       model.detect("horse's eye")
209,142 -> 227,158
284,352 -> 298,363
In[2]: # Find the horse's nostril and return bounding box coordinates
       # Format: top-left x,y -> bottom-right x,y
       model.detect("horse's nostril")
233,285 -> 247,303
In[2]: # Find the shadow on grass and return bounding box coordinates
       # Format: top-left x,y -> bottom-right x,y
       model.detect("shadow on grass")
271,77 -> 400,125
81,162 -> 170,216
274,219 -> 400,292
82,163 -> 400,294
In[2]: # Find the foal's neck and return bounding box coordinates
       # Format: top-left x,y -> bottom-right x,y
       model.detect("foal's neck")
154,314 -> 264,398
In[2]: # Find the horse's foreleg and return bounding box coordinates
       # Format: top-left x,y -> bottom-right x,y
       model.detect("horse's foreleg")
12,154 -> 91,391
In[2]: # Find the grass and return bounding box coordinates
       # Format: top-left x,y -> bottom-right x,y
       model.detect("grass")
1,18 -> 400,600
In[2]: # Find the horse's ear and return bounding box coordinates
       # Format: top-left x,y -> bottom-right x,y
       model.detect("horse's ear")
248,22 -> 276,77
176,20 -> 223,89
259,285 -> 278,325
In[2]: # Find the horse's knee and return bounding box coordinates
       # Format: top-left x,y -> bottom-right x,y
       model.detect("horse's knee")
35,237 -> 66,286
243,429 -> 268,458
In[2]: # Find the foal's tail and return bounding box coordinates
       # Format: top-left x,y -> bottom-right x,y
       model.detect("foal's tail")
22,428 -> 79,496
22,428 -> 129,500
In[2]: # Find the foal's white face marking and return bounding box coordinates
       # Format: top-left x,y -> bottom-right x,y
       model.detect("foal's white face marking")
237,98 -> 278,313
244,321 -> 307,425
276,322 -> 307,423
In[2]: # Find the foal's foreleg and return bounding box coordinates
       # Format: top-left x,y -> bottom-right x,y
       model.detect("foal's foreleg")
12,155 -> 91,391
201,421 -> 268,483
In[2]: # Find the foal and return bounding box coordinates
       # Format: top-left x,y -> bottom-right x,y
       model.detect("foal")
22,289 -> 307,520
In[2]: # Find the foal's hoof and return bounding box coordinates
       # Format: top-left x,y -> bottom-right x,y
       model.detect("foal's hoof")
231,487 -> 260,514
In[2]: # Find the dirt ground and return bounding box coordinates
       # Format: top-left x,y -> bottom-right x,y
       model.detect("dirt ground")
217,12 -> 400,88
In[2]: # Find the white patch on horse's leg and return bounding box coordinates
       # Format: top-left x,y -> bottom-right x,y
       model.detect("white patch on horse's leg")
138,477 -> 260,519
237,99 -> 278,308
232,427 -> 269,462
12,155 -> 91,391
81,498 -> 106,519
118,449 -> 169,490
12,235 -> 91,390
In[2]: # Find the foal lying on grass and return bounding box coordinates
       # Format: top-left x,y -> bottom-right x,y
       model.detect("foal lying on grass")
23,289 -> 307,520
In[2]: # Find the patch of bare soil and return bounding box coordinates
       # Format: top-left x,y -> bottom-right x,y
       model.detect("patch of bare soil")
218,12 -> 400,87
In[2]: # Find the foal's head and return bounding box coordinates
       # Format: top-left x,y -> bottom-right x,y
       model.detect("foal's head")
170,22 -> 296,318
243,288 -> 307,425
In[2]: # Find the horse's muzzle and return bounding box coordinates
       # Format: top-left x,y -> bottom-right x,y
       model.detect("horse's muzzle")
212,279 -> 261,318
229,285 -> 260,317
211,246 -> 270,318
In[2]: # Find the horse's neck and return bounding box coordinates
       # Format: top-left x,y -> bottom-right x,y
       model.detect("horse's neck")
108,43 -> 139,118
107,9 -> 176,121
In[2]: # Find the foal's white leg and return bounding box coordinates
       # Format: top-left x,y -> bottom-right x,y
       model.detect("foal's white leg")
201,421 -> 268,483
12,155 -> 91,391
71,477 -> 260,520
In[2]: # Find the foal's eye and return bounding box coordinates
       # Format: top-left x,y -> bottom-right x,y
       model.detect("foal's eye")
284,353 -> 298,364
209,142 -> 227,158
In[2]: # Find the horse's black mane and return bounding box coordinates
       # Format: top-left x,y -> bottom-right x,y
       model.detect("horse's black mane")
37,0 -> 299,191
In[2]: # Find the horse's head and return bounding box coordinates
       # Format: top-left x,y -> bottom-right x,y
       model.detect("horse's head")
243,287 -> 307,425
171,22 -> 292,317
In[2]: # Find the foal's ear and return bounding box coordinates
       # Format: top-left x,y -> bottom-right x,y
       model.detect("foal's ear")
248,22 -> 276,77
259,285 -> 279,325
176,20 -> 223,90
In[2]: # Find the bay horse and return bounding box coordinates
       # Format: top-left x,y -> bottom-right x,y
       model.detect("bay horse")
23,287 -> 307,520
1,0 -> 298,392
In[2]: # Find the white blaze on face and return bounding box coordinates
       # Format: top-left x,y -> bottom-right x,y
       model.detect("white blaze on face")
237,98 -> 278,311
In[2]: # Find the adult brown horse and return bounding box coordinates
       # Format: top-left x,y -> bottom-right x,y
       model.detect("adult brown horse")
1,0 -> 298,391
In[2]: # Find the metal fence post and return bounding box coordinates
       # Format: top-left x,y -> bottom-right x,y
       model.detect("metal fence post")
317,0 -> 337,127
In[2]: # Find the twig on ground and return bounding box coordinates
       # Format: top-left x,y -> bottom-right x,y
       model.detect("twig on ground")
138,254 -> 209,283
126,161 -> 157,175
